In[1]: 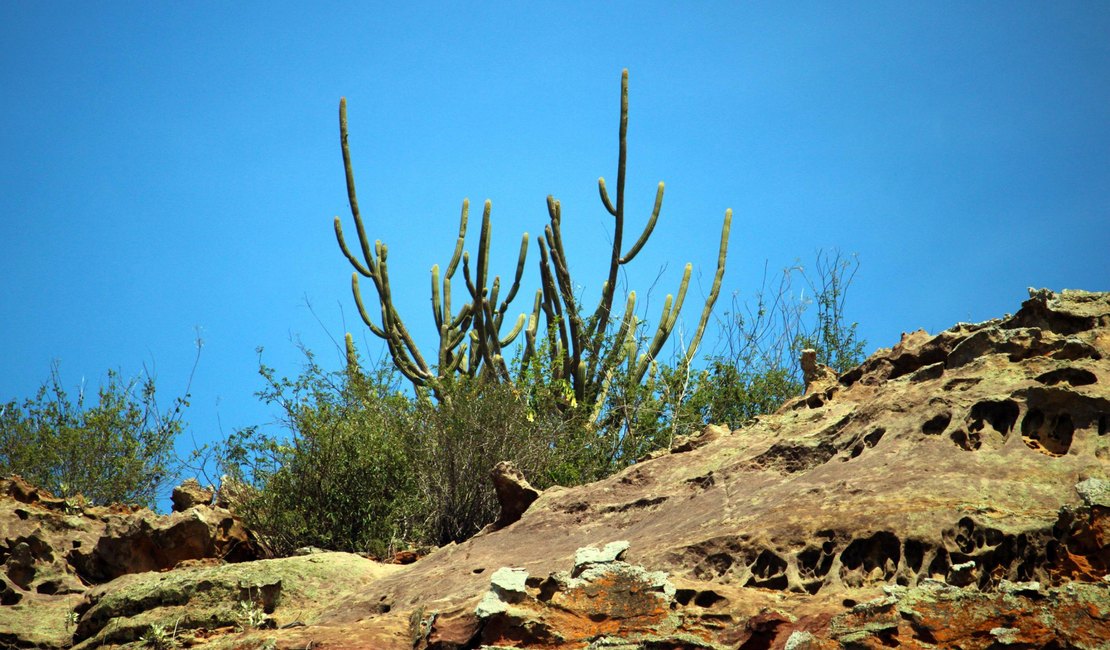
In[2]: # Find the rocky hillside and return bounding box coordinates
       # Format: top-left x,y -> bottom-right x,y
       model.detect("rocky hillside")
2,288 -> 1107,649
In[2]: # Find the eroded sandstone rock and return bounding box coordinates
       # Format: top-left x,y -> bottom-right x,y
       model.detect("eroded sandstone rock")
4,288 -> 1108,649
170,478 -> 214,512
0,475 -> 263,648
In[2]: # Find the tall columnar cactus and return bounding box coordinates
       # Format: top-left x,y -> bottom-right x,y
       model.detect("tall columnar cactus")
530,70 -> 731,420
334,69 -> 731,418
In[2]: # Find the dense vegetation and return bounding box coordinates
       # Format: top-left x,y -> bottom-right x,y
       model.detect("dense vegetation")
196,252 -> 864,557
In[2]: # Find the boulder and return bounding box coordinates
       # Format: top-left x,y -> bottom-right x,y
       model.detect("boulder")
170,478 -> 214,512
0,475 -> 263,648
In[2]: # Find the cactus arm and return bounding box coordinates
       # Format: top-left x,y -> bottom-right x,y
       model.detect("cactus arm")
519,290 -> 542,374
351,274 -> 388,339
544,198 -> 586,365
537,235 -> 570,371
489,277 -> 501,319
684,209 -> 732,361
545,222 -> 582,370
338,98 -> 378,276
475,201 -> 492,297
448,301 -> 473,331
461,252 -> 477,299
431,265 -> 443,330
376,248 -> 432,375
499,312 -> 527,347
598,177 -> 617,217
498,232 -> 529,314
594,69 -> 630,334
633,261 -> 693,383
334,218 -> 374,277
591,69 -> 631,342
445,199 -> 469,278
619,181 -> 664,264
634,293 -> 675,380
594,291 -> 637,383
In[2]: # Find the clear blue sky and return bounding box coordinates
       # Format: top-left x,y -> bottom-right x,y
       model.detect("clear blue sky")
2,3 -> 1107,506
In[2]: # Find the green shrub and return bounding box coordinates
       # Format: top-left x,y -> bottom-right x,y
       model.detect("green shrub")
0,362 -> 188,509
206,343 -> 416,557
405,374 -> 570,545
209,250 -> 862,553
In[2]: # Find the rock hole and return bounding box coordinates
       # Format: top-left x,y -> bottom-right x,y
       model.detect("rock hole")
842,598 -> 857,607
745,550 -> 788,590
949,428 -> 980,451
806,392 -> 825,409
903,540 -> 924,573
1035,367 -> 1097,386
910,362 -> 945,382
922,412 -> 951,435
968,399 -> 1019,435
36,580 -> 61,595
72,540 -> 81,549
839,532 -> 900,586
588,612 -> 608,623
13,509 -> 28,521
927,549 -> 950,578
472,567 -> 485,575
0,581 -> 22,606
953,517 -> 979,554
797,546 -> 834,582
674,589 -> 696,606
693,590 -> 727,608
705,553 -> 734,578
1100,415 -> 1108,436
864,427 -> 885,447
906,619 -> 939,645
876,628 -> 900,647
737,629 -> 777,650
537,576 -> 560,602
944,377 -> 981,391
685,473 -> 715,490
1021,409 -> 1074,456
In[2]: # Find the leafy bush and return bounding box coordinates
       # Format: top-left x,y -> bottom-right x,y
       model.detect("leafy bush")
406,374 -> 568,545
204,342 -> 416,557
0,362 -> 189,508
208,252 -> 863,555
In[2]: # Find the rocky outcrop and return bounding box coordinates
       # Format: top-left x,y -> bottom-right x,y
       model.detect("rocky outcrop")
170,478 -> 214,512
487,461 -> 542,532
3,288 -> 1108,649
0,477 -> 263,648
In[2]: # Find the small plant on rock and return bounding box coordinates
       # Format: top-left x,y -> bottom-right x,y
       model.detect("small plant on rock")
234,598 -> 268,631
140,620 -> 178,650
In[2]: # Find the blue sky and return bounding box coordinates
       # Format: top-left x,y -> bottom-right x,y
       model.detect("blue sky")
2,3 -> 1107,506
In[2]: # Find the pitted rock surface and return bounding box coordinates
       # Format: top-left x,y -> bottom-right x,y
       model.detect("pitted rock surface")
0,476 -> 263,648
4,288 -> 1108,649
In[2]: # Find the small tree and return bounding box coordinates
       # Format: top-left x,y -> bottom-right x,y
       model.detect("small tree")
0,362 -> 189,508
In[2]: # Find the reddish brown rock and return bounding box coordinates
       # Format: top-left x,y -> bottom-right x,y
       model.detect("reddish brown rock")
4,288 -> 1108,649
487,460 -> 541,531
170,477 -> 214,512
